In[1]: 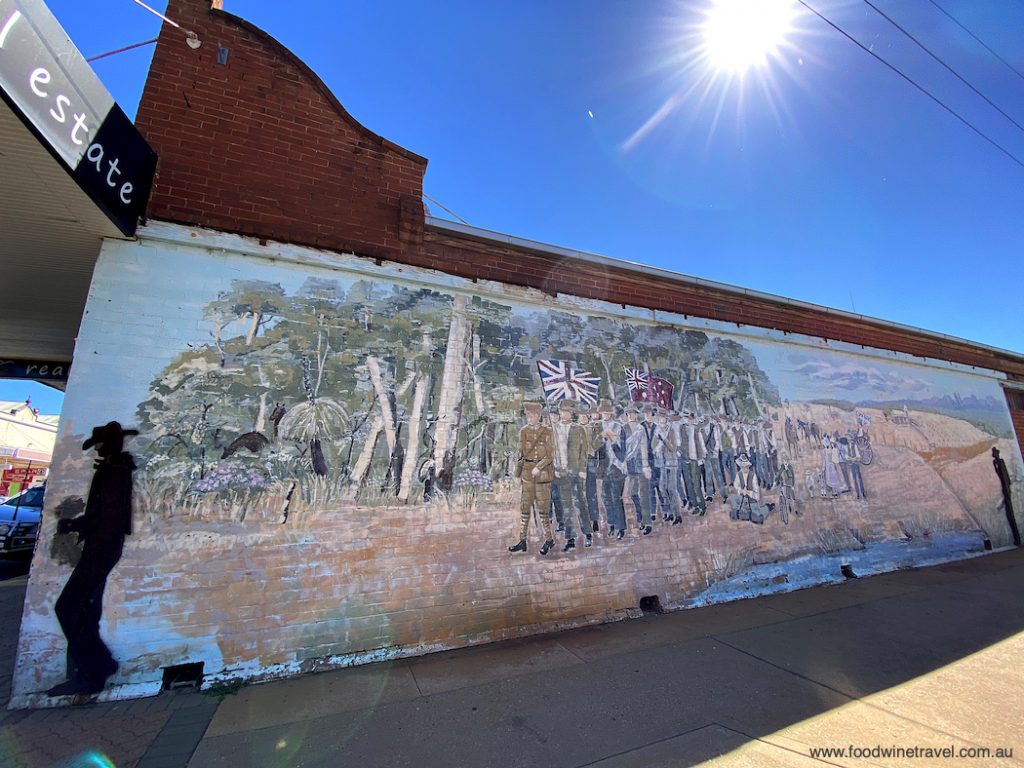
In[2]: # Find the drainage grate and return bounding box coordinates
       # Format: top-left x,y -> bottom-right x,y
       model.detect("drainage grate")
639,595 -> 663,614
162,662 -> 205,691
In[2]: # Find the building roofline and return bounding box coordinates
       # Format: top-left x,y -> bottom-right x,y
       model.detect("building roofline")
425,215 -> 1024,366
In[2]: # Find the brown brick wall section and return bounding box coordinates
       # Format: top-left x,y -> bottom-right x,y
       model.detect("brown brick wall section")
135,0 -> 427,263
418,229 -> 1024,379
1007,389 -> 1024,458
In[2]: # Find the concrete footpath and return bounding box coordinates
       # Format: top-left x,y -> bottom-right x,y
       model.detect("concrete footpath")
2,548 -> 1023,768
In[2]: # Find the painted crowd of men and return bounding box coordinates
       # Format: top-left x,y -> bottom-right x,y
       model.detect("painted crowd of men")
508,399 -> 800,554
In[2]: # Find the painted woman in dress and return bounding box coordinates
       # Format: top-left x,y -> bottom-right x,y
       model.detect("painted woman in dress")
821,434 -> 847,497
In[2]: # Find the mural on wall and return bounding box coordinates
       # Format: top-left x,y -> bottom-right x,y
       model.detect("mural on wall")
19,243 -> 1023,704
129,278 -> 793,524
125,273 -> 1021,561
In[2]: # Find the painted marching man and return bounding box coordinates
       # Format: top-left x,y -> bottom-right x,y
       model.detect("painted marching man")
597,399 -> 628,540
551,400 -> 592,550
509,402 -> 556,555
728,452 -> 771,525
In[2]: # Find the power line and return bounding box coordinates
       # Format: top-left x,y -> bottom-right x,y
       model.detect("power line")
926,0 -> 1024,86
86,37 -> 157,63
862,0 -> 1024,134
795,0 -> 1024,172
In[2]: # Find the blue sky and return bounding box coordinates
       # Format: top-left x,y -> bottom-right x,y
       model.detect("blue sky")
6,1 -> 1024,413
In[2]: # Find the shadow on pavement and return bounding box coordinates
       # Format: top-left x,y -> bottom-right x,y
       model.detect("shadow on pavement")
184,548 -> 1024,768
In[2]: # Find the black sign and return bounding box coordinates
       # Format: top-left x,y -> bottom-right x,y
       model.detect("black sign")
0,358 -> 69,382
0,0 -> 156,235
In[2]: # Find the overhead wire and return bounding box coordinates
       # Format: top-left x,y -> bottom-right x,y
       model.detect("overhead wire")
926,0 -> 1024,85
861,0 -> 1024,134
795,0 -> 1024,171
86,37 -> 158,62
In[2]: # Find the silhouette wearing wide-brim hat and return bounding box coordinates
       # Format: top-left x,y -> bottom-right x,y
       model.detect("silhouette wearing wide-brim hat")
49,422 -> 138,697
82,421 -> 139,452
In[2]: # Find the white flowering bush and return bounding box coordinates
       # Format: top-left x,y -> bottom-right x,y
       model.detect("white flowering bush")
190,460 -> 271,493
453,467 -> 493,493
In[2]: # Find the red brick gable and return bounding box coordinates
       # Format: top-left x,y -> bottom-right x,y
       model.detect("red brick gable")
135,0 -> 427,261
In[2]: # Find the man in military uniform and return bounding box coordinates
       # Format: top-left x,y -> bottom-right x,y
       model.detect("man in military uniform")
508,402 -> 556,555
551,400 -> 592,549
597,399 -> 628,539
623,407 -> 653,535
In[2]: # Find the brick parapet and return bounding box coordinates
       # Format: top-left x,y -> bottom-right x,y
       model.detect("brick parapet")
135,0 -> 427,263
419,227 -> 1024,380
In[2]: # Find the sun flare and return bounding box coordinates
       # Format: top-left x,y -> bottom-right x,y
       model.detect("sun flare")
701,0 -> 796,73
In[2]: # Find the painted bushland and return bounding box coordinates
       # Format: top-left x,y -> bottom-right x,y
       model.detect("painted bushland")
13,226 -> 1024,704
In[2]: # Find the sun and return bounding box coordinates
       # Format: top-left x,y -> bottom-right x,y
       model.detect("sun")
701,0 -> 796,73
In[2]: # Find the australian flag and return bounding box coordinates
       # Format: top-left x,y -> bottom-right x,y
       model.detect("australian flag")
624,367 -> 674,410
536,360 -> 601,405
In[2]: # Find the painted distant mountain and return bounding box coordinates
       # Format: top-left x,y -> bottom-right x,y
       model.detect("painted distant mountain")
810,393 -> 1010,437
857,394 -> 1005,413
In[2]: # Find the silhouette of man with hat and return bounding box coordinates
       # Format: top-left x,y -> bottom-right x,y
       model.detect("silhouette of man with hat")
49,421 -> 138,696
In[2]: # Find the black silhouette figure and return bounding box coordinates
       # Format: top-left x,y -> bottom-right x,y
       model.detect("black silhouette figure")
992,447 -> 1021,547
48,422 -> 137,697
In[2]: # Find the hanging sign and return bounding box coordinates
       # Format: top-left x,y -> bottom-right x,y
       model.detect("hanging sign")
0,0 -> 156,235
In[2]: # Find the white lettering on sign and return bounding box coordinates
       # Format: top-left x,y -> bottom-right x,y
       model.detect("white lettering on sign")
50,93 -> 69,122
0,9 -> 21,49
24,65 -> 91,145
0,0 -> 149,227
85,142 -> 133,203
70,111 -> 88,144
29,66 -> 48,96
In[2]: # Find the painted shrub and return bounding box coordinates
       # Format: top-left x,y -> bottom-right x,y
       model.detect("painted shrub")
12,231 -> 1023,704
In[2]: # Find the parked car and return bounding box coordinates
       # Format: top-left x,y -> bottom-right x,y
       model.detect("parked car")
0,485 -> 44,555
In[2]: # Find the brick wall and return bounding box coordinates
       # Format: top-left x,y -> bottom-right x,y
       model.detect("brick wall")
416,228 -> 1024,381
1007,388 -> 1024,456
134,0 -> 427,262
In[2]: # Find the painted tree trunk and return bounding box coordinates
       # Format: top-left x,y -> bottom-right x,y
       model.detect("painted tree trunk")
367,356 -> 397,454
245,311 -> 262,346
254,391 -> 268,434
429,293 -> 472,494
600,356 -> 616,400
399,372 -> 430,502
348,417 -> 383,496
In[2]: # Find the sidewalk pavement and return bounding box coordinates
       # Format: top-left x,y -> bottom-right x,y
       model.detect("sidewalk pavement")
3,548 -> 1023,768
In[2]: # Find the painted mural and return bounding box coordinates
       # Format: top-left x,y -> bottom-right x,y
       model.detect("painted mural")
14,236 -> 1024,704
126,273 -> 1020,553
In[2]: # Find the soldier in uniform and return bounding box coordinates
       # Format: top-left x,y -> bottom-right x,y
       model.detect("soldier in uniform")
597,399 -> 628,539
623,407 -> 653,535
641,405 -> 662,520
508,402 -> 556,555
551,400 -> 592,550
681,412 -> 705,516
652,409 -> 682,524
578,405 -> 602,534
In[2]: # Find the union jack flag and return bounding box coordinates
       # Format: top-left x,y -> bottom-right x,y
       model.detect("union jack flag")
536,360 -> 600,404
624,367 -> 674,410
624,367 -> 649,395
